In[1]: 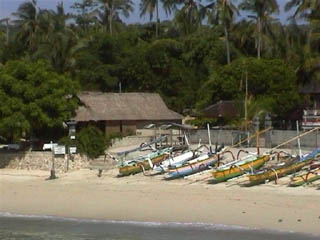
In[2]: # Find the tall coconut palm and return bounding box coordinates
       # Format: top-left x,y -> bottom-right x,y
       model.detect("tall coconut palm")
285,0 -> 320,83
203,0 -> 239,64
71,0 -> 97,32
0,18 -> 10,45
168,0 -> 201,35
13,0 -> 40,52
285,0 -> 320,20
239,0 -> 279,59
95,0 -> 134,35
140,0 -> 162,38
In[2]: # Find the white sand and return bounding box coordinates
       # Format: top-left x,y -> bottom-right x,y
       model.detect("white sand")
1,166 -> 319,236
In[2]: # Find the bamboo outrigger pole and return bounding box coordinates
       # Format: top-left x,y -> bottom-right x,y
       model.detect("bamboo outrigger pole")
269,127 -> 320,152
224,127 -> 272,152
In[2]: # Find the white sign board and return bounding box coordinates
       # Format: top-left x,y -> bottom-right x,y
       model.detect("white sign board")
69,147 -> 77,154
53,145 -> 66,155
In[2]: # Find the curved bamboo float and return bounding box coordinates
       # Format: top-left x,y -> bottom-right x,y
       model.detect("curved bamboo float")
289,168 -> 320,187
211,154 -> 269,183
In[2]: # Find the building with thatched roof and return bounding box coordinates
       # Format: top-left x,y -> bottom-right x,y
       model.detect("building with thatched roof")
73,92 -> 183,134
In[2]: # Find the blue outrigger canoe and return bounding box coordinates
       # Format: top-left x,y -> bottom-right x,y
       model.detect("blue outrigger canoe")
164,153 -> 218,179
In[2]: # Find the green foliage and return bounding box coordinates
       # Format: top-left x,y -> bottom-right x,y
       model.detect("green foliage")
0,60 -> 79,141
76,125 -> 106,159
105,132 -> 124,148
0,0 -> 319,134
197,58 -> 302,119
185,117 -> 219,128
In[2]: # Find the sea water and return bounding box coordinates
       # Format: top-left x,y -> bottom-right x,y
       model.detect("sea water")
0,213 -> 318,240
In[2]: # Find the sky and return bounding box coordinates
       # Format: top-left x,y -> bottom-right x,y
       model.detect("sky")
0,0 -> 294,24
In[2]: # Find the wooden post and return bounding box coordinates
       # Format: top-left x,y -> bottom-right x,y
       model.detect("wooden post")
66,145 -> 69,172
49,147 -> 57,180
256,130 -> 260,155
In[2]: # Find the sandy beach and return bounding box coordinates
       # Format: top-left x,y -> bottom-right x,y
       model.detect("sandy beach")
1,163 -> 320,236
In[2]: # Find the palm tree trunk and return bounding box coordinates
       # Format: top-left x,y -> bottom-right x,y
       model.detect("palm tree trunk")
257,17 -> 261,59
5,19 -> 9,45
109,0 -> 114,36
224,24 -> 231,64
156,0 -> 159,38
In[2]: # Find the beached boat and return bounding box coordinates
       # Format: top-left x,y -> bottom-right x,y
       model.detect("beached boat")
247,148 -> 320,186
118,148 -> 171,177
164,153 -> 216,179
211,154 -> 270,183
153,150 -> 195,173
289,168 -> 320,187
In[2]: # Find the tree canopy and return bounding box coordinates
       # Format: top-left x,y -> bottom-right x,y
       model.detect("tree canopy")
0,60 -> 78,141
0,0 -> 319,137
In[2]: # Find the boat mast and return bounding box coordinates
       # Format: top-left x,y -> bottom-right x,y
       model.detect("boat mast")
207,123 -> 212,153
296,121 -> 302,158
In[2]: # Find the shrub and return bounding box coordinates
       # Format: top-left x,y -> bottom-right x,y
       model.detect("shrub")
76,125 -> 106,159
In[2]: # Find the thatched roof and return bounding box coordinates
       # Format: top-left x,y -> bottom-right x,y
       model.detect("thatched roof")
73,92 -> 183,122
203,100 -> 242,119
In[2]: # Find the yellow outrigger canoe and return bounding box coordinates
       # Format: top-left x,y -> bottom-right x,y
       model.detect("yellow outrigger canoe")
247,148 -> 320,186
290,168 -> 320,187
211,154 -> 270,183
119,153 -> 169,176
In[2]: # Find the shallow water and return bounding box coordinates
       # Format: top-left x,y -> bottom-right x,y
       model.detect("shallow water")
0,213 -> 318,240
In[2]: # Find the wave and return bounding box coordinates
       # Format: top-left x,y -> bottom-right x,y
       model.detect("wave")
0,211 -> 254,230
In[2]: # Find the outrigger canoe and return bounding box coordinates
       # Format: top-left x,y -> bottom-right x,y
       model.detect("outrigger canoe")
211,154 -> 269,183
289,168 -> 320,187
164,153 -> 215,179
153,151 -> 195,173
118,148 -> 171,177
247,148 -> 320,186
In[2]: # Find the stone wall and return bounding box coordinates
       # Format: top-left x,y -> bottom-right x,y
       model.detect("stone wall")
188,129 -> 320,149
0,152 -> 90,173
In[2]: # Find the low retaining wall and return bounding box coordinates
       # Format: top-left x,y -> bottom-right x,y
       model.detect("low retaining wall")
0,152 -> 90,173
188,129 -> 320,149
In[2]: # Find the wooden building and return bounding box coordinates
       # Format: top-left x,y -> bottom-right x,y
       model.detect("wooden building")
73,92 -> 183,134
300,81 -> 320,129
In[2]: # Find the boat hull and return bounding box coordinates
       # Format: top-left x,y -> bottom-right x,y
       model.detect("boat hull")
289,169 -> 320,187
118,154 -> 168,176
165,155 -> 216,179
211,155 -> 269,183
248,159 -> 313,186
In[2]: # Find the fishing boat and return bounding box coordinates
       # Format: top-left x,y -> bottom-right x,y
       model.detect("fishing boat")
247,148 -> 320,186
153,150 -> 195,173
118,148 -> 171,177
210,153 -> 270,183
289,168 -> 320,187
153,144 -> 211,173
164,152 -> 215,179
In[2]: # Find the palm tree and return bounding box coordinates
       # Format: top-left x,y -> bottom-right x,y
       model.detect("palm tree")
71,0 -> 97,32
285,1 -> 320,84
168,0 -> 201,35
13,0 -> 40,51
203,0 -> 239,64
0,18 -> 10,45
95,0 -> 134,35
285,0 -> 320,20
239,0 -> 279,59
139,0 -> 162,38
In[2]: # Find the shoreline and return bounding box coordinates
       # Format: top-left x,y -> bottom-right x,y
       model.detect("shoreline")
0,211 -> 319,239
1,168 -> 320,236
